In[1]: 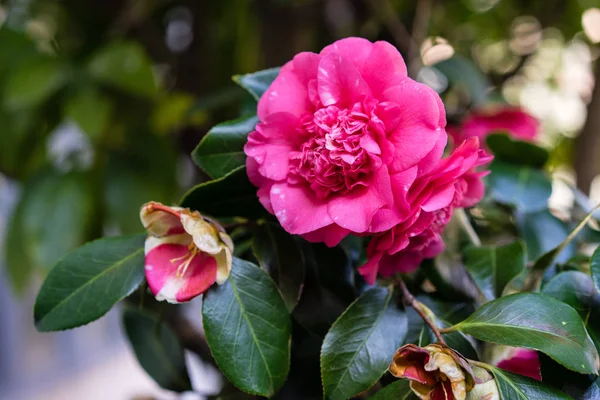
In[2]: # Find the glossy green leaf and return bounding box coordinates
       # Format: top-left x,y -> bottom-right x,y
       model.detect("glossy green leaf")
88,41 -> 158,98
122,309 -> 192,392
252,223 -> 305,311
523,205 -> 599,292
370,380 -> 416,400
487,366 -> 573,400
64,87 -> 113,139
233,67 -> 280,100
486,133 -> 549,168
488,161 -> 552,213
192,115 -> 258,179
202,258 -> 291,397
590,246 -> 600,293
16,172 -> 95,271
34,234 -> 145,332
4,58 -> 66,110
321,287 -> 407,400
463,241 -> 525,300
448,293 -> 599,374
542,271 -> 600,353
179,166 -> 266,219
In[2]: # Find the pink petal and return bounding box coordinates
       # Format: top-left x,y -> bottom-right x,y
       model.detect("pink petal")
416,132 -> 448,176
145,242 -> 217,303
257,61 -> 312,120
328,166 -> 393,233
421,183 -> 455,212
358,252 -> 383,285
361,41 -> 408,97
292,52 -> 321,86
317,53 -> 372,107
497,349 -> 541,381
270,183 -> 333,235
301,224 -> 351,247
320,37 -> 374,72
383,81 -> 446,172
244,113 -> 299,181
462,107 -> 539,142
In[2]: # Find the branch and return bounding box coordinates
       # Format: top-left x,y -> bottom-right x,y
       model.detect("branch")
396,277 -> 446,344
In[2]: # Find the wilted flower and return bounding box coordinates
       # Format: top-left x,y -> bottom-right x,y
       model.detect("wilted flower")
449,106 -> 539,144
245,37 -> 448,246
359,138 -> 492,284
389,343 -> 475,400
140,201 -> 233,303
496,347 -> 541,381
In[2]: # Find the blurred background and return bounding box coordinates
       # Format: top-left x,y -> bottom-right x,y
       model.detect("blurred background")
1,0 -> 600,398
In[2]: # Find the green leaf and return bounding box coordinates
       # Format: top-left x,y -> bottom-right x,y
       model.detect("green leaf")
487,161 -> 552,213
523,205 -> 600,292
233,67 -> 280,100
15,171 -> 95,271
370,380 -> 416,400
202,257 -> 291,397
590,246 -> 600,293
421,253 -> 481,302
321,287 -> 407,400
542,271 -> 600,353
179,166 -> 266,219
433,55 -> 491,105
122,309 -> 192,392
192,115 -> 258,179
447,293 -> 599,374
486,133 -> 549,168
4,58 -> 66,110
516,210 -> 572,262
34,235 -> 145,332
4,192 -> 34,295
64,87 -> 113,139
252,223 -> 305,311
88,41 -> 158,98
463,241 -> 526,300
487,365 -> 573,400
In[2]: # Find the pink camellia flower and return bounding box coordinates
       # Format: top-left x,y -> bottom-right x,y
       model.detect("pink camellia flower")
140,202 -> 233,303
496,348 -> 541,381
244,37 -> 448,246
449,106 -> 539,144
359,138 -> 492,284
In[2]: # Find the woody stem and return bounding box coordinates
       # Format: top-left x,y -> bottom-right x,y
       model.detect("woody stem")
396,277 -> 447,345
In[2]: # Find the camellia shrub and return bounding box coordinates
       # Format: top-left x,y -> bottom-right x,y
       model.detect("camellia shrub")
33,38 -> 600,399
